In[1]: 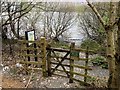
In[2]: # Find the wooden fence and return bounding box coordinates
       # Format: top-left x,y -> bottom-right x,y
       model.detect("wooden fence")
18,37 -> 96,85
18,37 -> 47,77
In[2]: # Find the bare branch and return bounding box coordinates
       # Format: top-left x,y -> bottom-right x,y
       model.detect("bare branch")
86,0 -> 105,27
2,3 -> 35,27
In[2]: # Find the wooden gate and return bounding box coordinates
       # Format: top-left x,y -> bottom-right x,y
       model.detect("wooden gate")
46,43 -> 94,85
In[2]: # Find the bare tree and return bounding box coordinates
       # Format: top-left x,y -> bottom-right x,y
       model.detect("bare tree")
78,3 -> 109,45
86,0 -> 120,88
41,2 -> 77,41
1,2 -> 36,39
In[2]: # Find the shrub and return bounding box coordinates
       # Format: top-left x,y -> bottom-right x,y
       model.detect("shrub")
80,39 -> 100,51
80,38 -> 106,56
91,56 -> 105,65
101,63 -> 108,69
91,56 -> 108,69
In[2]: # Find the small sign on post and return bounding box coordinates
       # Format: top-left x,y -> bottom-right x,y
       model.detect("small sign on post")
71,51 -> 79,57
25,30 -> 37,62
25,30 -> 35,46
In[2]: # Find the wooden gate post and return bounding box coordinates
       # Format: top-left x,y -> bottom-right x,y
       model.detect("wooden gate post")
69,42 -> 75,83
47,44 -> 52,76
84,46 -> 89,83
41,37 -> 47,77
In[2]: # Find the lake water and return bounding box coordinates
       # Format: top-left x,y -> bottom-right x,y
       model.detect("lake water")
68,21 -> 85,46
39,12 -> 85,46
19,12 -> 86,46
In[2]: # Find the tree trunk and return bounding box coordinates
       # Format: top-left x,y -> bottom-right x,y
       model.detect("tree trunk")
86,0 -> 119,88
114,35 -> 120,89
114,1 -> 120,89
105,26 -> 116,88
106,1 -> 117,88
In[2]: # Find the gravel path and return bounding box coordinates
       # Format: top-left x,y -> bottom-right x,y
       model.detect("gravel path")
2,61 -> 109,88
2,52 -> 109,88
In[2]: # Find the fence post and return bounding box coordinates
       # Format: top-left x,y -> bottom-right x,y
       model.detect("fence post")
41,37 -> 47,77
84,46 -> 89,83
34,42 -> 38,62
47,44 -> 52,76
69,42 -> 75,83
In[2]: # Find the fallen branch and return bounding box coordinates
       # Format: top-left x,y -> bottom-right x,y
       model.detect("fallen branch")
25,69 -> 34,88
